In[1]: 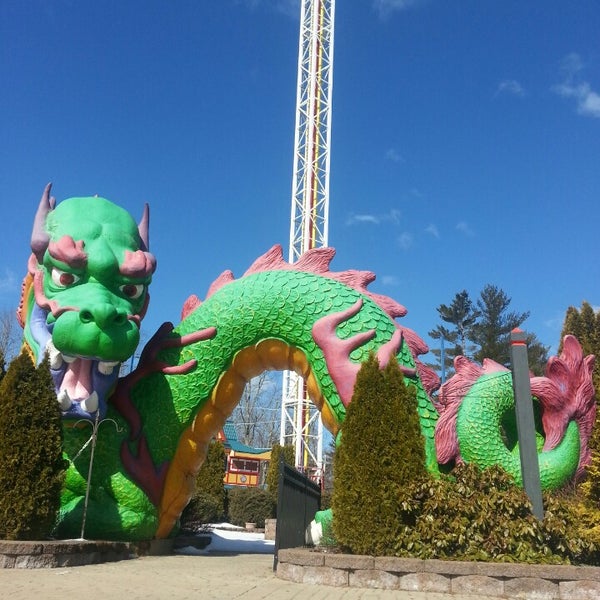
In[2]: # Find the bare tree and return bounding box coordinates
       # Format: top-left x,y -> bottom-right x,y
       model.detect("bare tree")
0,309 -> 22,363
231,372 -> 281,448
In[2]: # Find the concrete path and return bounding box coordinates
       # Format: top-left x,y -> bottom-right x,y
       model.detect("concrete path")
0,553 -> 490,600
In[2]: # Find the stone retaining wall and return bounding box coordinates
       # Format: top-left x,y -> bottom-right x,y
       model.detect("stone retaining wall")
276,548 -> 600,600
0,538 -> 173,569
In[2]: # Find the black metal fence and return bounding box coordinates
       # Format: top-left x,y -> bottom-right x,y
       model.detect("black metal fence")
273,456 -> 321,570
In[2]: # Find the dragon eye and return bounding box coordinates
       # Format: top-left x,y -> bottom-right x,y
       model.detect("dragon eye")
51,268 -> 81,288
120,283 -> 145,299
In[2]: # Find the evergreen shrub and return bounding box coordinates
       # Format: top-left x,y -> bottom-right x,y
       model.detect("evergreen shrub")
182,492 -> 223,527
332,353 -> 426,555
181,441 -> 226,526
227,486 -> 275,528
0,352 -> 67,540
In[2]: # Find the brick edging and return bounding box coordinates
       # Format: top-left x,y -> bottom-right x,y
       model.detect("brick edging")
0,538 -> 173,569
276,548 -> 600,599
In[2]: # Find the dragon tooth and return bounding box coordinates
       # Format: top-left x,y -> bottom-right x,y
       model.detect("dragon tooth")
62,354 -> 77,363
81,391 -> 99,413
57,389 -> 71,410
98,361 -> 120,375
46,340 -> 63,369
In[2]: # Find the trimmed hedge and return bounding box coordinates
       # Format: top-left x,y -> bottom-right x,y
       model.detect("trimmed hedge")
332,354 -> 426,555
227,486 -> 275,528
0,353 -> 67,540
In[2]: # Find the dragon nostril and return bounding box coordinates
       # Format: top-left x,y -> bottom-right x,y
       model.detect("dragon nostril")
79,306 -> 128,328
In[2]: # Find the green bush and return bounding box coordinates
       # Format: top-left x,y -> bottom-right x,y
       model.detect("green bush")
581,451 -> 600,504
265,443 -> 295,506
549,486 -> 600,553
394,463 -> 599,565
332,354 -> 426,555
0,352 -> 67,540
182,492 -> 223,526
181,441 -> 226,527
227,486 -> 275,528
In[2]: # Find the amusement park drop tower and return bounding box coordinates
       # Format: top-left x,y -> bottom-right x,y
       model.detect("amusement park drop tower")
279,0 -> 335,482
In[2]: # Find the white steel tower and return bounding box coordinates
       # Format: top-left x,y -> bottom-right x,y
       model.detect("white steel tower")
279,0 -> 335,482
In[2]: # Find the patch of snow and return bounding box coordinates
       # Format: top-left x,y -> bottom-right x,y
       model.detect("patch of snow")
175,524 -> 275,555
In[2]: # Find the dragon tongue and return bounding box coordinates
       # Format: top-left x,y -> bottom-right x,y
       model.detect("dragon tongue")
60,358 -> 94,400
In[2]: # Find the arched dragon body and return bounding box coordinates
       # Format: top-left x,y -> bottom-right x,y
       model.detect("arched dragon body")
19,188 -> 596,540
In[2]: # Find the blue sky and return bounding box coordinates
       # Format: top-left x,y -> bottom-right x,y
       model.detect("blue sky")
1,0 -> 599,365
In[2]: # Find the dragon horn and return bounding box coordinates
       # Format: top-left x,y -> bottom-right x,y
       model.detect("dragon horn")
138,203 -> 150,251
31,183 -> 56,261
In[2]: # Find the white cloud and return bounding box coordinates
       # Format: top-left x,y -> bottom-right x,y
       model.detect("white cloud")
346,213 -> 380,225
0,269 -> 17,294
554,82 -> 600,118
577,87 -> 600,117
345,209 -> 401,226
425,223 -> 439,238
381,275 -> 399,286
373,0 -> 424,18
559,52 -> 584,78
456,221 -> 474,236
552,53 -> 600,118
385,148 -> 404,163
397,232 -> 413,250
496,79 -> 526,97
389,209 -> 401,224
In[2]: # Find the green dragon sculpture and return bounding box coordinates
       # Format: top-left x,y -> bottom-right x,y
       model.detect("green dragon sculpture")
18,185 -> 596,541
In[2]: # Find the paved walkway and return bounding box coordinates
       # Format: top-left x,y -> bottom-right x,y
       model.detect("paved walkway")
0,553 -> 489,600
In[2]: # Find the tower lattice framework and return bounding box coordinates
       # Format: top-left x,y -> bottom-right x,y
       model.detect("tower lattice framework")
279,0 -> 335,481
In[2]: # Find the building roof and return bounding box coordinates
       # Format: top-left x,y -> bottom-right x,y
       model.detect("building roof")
219,419 -> 272,458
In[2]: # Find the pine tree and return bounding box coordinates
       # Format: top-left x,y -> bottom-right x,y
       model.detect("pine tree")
428,325 -> 458,380
332,354 -> 426,555
429,287 -> 548,377
0,352 -> 66,540
524,331 -> 551,376
428,290 -> 479,378
462,284 -> 547,373
470,285 -> 529,366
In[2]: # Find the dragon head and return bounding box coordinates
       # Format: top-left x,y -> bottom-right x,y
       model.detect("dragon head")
20,184 -> 156,421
